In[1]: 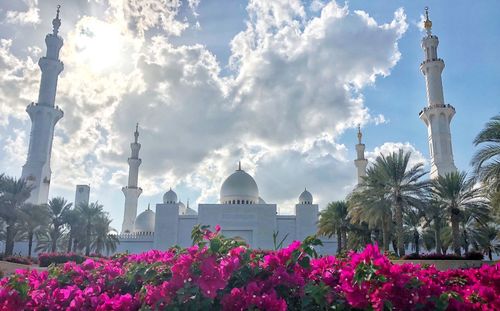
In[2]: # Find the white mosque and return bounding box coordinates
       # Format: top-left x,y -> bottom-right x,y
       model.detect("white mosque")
115,123 -> 330,253
10,7 -> 457,255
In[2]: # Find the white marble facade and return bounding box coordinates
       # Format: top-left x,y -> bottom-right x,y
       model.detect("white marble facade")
116,165 -> 337,254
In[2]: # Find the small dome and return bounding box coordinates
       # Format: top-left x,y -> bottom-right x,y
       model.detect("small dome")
135,208 -> 155,232
220,163 -> 259,204
299,188 -> 313,205
163,188 -> 177,204
178,201 -> 186,215
185,207 -> 198,215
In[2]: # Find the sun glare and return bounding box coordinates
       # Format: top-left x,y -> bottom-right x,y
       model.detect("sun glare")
75,19 -> 125,72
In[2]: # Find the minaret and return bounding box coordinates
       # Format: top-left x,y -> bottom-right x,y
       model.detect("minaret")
121,124 -> 143,233
418,7 -> 457,179
354,125 -> 368,184
21,6 -> 64,204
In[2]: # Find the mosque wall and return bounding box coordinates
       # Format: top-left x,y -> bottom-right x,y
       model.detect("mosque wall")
276,216 -> 297,246
197,204 -> 278,249
153,203 -> 179,249
177,216 -> 198,247
295,204 -> 319,240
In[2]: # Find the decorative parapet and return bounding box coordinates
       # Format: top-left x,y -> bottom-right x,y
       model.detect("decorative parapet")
419,103 -> 455,116
115,231 -> 154,240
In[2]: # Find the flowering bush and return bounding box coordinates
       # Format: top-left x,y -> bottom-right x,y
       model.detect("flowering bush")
38,252 -> 86,267
0,225 -> 499,310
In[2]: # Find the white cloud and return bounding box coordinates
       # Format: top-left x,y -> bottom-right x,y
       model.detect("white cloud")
0,1 -> 410,225
366,141 -> 428,169
5,0 -> 40,26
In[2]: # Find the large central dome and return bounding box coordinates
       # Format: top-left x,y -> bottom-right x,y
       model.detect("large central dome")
220,163 -> 259,204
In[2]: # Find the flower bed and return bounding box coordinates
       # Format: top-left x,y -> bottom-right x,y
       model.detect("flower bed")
0,226 -> 499,310
2,256 -> 33,266
403,252 -> 484,260
38,252 -> 87,267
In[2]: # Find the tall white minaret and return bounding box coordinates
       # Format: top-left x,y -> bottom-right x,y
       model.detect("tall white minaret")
21,6 -> 64,204
418,7 -> 457,179
121,124 -> 143,233
354,125 -> 368,184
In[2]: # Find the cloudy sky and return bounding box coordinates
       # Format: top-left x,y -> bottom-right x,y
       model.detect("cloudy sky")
0,0 -> 498,230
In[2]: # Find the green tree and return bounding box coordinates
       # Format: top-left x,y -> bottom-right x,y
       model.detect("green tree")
77,201 -> 104,256
18,203 -> 49,257
472,114 -> 500,206
421,201 -> 447,254
62,208 -> 84,252
47,197 -> 72,252
317,201 -> 349,254
403,208 -> 424,255
432,171 -> 490,255
91,214 -> 119,255
349,178 -> 393,252
0,176 -> 33,256
361,150 -> 428,256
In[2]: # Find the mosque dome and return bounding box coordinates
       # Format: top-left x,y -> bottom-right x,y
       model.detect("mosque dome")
220,162 -> 259,204
185,207 -> 197,215
178,201 -> 186,215
135,207 -> 155,232
258,197 -> 266,204
163,188 -> 177,204
299,188 -> 313,205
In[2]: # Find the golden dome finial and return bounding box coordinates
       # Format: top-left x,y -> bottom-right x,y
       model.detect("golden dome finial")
357,124 -> 362,144
424,6 -> 432,31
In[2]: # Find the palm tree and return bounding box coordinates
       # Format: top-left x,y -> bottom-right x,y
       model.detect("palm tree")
18,203 -> 50,257
470,224 -> 500,260
47,197 -> 72,252
77,201 -> 104,256
318,201 -> 349,254
62,208 -> 83,253
472,114 -> 500,197
421,201 -> 447,254
432,171 -> 491,256
403,208 -> 425,255
362,150 -> 428,256
0,176 -> 33,256
91,214 -> 119,255
349,179 -> 393,252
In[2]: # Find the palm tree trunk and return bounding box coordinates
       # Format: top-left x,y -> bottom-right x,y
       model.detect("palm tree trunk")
67,234 -> 72,253
462,229 -> 469,253
382,218 -> 390,251
414,230 -> 420,255
51,224 -> 60,252
451,209 -> 461,256
85,222 -> 91,256
28,231 -> 33,258
341,229 -> 347,253
336,228 -> 342,254
395,199 -> 405,256
4,222 -> 15,256
434,224 -> 442,255
488,249 -> 492,261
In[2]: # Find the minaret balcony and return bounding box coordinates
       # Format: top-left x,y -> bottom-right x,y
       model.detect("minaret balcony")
419,104 -> 456,125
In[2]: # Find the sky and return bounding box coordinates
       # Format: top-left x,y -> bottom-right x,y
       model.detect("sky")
0,0 -> 498,230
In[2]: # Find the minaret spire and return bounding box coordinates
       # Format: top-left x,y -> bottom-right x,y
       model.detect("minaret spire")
357,124 -> 362,144
419,7 -> 457,178
134,122 -> 139,143
21,5 -> 64,204
354,125 -> 368,185
52,5 -> 61,35
121,124 -> 143,233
